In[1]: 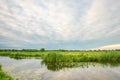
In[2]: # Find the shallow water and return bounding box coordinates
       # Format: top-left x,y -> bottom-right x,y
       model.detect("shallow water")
0,56 -> 120,80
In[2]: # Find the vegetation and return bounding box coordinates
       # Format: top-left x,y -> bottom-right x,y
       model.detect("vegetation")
0,49 -> 120,71
0,65 -> 13,80
40,48 -> 45,52
43,51 -> 120,62
0,49 -> 120,62
0,49 -> 120,78
42,61 -> 120,71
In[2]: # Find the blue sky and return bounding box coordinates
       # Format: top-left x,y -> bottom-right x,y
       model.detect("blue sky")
0,0 -> 120,50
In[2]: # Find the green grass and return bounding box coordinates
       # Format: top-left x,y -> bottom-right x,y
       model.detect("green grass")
0,50 -> 120,62
0,65 -> 13,80
0,50 -> 120,71
42,51 -> 120,62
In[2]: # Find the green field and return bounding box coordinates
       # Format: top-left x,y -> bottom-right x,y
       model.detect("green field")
0,50 -> 120,62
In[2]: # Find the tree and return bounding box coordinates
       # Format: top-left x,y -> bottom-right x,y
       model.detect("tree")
40,48 -> 45,52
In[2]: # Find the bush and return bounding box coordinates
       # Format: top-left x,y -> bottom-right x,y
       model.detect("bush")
40,48 -> 45,52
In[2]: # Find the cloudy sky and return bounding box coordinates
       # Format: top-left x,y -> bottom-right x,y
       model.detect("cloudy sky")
0,0 -> 120,50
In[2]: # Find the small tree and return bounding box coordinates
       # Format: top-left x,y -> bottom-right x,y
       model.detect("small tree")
40,48 -> 45,52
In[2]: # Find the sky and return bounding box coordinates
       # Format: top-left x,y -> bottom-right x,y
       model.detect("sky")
0,0 -> 120,50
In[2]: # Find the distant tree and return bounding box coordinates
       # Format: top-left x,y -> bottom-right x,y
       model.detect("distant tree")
116,49 -> 120,51
58,49 -> 67,52
40,48 -> 45,52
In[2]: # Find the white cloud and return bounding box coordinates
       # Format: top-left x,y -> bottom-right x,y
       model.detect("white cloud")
0,0 -> 78,42
81,0 -> 120,40
0,0 -> 120,48
95,44 -> 120,50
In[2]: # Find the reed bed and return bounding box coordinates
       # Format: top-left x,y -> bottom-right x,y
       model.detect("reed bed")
0,50 -> 119,62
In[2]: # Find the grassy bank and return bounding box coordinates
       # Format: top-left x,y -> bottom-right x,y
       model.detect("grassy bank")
0,65 -> 13,80
0,50 -> 120,62
43,51 -> 120,62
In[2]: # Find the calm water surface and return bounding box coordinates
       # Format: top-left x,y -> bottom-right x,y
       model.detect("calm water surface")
0,56 -> 120,80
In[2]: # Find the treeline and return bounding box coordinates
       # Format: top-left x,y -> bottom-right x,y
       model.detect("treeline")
0,48 -> 120,52
0,48 -> 45,52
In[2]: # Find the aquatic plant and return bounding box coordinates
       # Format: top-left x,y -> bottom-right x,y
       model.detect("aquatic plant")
0,65 -> 13,80
0,50 -> 120,62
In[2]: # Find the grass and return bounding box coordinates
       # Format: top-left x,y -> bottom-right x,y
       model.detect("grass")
42,51 -> 120,63
0,65 -> 13,80
0,50 -> 120,71
0,50 -> 120,62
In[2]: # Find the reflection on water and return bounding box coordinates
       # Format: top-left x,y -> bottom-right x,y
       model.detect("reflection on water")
0,56 -> 120,80
9,56 -> 120,71
42,61 -> 120,71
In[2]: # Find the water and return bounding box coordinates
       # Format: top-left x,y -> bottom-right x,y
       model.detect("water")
0,56 -> 120,80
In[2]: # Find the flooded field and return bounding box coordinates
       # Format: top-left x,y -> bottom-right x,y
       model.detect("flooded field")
0,56 -> 120,80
